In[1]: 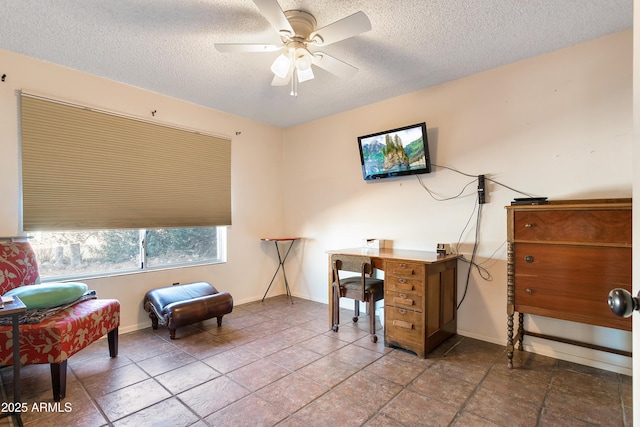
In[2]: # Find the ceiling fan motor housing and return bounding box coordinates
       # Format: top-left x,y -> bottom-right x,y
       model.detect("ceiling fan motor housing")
283,10 -> 318,42
279,10 -> 317,73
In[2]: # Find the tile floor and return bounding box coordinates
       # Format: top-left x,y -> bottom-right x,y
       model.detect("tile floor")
0,295 -> 633,426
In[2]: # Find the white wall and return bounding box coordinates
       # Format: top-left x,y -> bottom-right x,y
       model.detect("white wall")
282,31 -> 633,374
0,48 -> 287,333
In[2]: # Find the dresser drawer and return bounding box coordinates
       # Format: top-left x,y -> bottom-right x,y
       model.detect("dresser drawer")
386,307 -> 424,345
513,209 -> 631,245
514,283 -> 631,330
513,243 -> 631,297
513,243 -> 631,330
385,275 -> 424,293
515,286 -> 631,330
385,261 -> 425,278
385,290 -> 423,312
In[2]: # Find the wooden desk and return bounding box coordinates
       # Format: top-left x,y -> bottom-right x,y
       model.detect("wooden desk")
327,248 -> 459,357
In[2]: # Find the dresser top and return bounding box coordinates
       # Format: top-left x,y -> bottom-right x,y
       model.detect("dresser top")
506,198 -> 631,211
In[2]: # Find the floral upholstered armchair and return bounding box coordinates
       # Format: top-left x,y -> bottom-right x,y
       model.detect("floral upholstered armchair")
0,241 -> 120,401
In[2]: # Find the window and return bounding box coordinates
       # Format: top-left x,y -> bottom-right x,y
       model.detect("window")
145,227 -> 221,268
20,93 -> 231,281
30,227 -> 225,280
20,93 -> 232,231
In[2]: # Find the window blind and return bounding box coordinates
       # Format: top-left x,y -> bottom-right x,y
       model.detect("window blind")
20,93 -> 232,231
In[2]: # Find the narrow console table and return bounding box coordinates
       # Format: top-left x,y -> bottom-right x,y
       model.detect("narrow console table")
0,296 -> 26,427
327,248 -> 459,358
261,238 -> 300,304
506,198 -> 632,368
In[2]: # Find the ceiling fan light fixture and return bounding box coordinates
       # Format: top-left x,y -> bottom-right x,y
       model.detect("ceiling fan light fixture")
270,53 -> 292,78
294,49 -> 313,71
296,66 -> 314,82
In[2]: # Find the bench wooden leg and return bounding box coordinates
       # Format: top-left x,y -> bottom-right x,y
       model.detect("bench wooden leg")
51,360 -> 67,402
108,328 -> 119,358
216,316 -> 223,327
149,312 -> 159,329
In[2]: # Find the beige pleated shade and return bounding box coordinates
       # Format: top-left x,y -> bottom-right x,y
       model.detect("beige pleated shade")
20,93 -> 232,231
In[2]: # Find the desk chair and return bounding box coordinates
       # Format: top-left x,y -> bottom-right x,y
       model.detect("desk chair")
331,254 -> 384,343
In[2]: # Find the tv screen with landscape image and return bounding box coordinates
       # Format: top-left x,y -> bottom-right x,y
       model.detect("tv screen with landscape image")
357,122 -> 431,180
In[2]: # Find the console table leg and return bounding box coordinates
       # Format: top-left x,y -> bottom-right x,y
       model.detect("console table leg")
261,239 -> 298,304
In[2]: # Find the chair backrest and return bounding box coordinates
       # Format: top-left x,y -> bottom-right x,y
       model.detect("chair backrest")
331,254 -> 374,275
331,254 -> 374,302
0,241 -> 40,294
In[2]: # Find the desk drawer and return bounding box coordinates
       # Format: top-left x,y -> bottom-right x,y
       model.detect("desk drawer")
385,290 -> 423,312
385,275 -> 424,293
386,307 -> 423,345
385,261 -> 425,278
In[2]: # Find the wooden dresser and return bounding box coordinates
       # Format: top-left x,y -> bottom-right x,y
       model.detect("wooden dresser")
506,198 -> 632,368
384,257 -> 458,358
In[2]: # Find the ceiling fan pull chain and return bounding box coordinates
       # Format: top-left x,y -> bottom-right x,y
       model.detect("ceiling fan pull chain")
290,72 -> 298,97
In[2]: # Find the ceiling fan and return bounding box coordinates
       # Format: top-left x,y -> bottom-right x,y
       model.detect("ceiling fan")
215,0 -> 371,96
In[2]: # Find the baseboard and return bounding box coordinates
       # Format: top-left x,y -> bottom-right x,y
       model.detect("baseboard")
456,329 -> 505,347
119,322 -> 150,335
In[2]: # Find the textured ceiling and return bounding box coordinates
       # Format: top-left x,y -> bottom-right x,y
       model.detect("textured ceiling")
0,0 -> 632,128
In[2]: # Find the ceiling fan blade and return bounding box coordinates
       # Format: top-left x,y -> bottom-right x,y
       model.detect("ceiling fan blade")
215,43 -> 281,53
312,52 -> 358,78
309,11 -> 371,46
253,0 -> 294,37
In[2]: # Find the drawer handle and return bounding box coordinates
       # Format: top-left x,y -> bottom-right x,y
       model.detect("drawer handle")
397,271 -> 415,277
393,320 -> 414,330
524,223 -> 534,228
524,255 -> 534,263
395,263 -> 415,275
398,278 -> 407,284
525,288 -> 533,294
397,283 -> 414,291
398,308 -> 406,314
394,297 -> 414,306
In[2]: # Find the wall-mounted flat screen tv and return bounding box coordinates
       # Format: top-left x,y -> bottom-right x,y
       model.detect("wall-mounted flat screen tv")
357,122 -> 431,181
